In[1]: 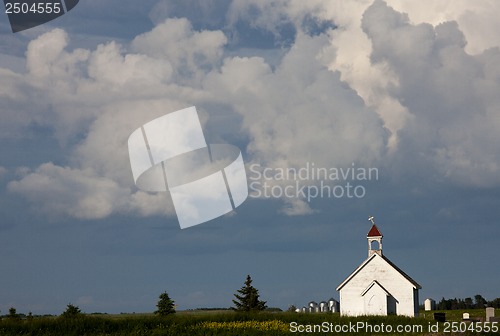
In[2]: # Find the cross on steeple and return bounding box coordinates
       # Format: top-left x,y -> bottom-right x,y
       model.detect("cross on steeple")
368,216 -> 375,225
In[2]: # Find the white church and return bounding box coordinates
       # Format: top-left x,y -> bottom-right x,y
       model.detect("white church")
336,218 -> 421,317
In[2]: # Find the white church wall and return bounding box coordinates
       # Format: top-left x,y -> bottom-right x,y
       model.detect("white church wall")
339,255 -> 418,317
363,282 -> 388,315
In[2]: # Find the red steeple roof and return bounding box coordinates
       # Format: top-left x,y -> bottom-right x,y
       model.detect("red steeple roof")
367,224 -> 382,237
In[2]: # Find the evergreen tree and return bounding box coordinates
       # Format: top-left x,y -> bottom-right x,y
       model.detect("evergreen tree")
489,298 -> 500,308
464,297 -> 473,309
232,275 -> 267,312
8,307 -> 19,320
61,304 -> 82,318
155,292 -> 176,316
474,294 -> 487,309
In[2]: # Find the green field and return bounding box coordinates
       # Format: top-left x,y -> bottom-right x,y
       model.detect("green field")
0,309 -> 498,335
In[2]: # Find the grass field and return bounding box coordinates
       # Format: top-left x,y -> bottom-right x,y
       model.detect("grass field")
0,309 -> 498,335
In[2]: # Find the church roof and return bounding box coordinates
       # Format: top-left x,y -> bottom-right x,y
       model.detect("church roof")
336,253 -> 421,291
367,224 -> 382,237
380,254 -> 421,289
360,280 -> 393,297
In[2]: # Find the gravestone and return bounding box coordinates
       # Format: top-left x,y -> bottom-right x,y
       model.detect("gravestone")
425,298 -> 436,311
434,312 -> 446,322
486,307 -> 495,322
462,312 -> 469,320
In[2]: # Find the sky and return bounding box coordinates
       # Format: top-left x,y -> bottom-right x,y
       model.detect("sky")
0,0 -> 499,315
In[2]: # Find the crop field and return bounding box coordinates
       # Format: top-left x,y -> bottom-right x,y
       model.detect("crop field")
0,309 -> 498,335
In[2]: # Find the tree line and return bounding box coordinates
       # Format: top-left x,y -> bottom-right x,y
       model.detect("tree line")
2,274 -> 267,319
435,294 -> 500,310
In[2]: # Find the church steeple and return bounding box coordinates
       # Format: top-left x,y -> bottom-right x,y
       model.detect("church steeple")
367,216 -> 383,257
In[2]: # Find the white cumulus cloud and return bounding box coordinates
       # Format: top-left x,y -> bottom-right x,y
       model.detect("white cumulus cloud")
3,19 -> 226,220
362,0 -> 500,187
2,1 -> 500,220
